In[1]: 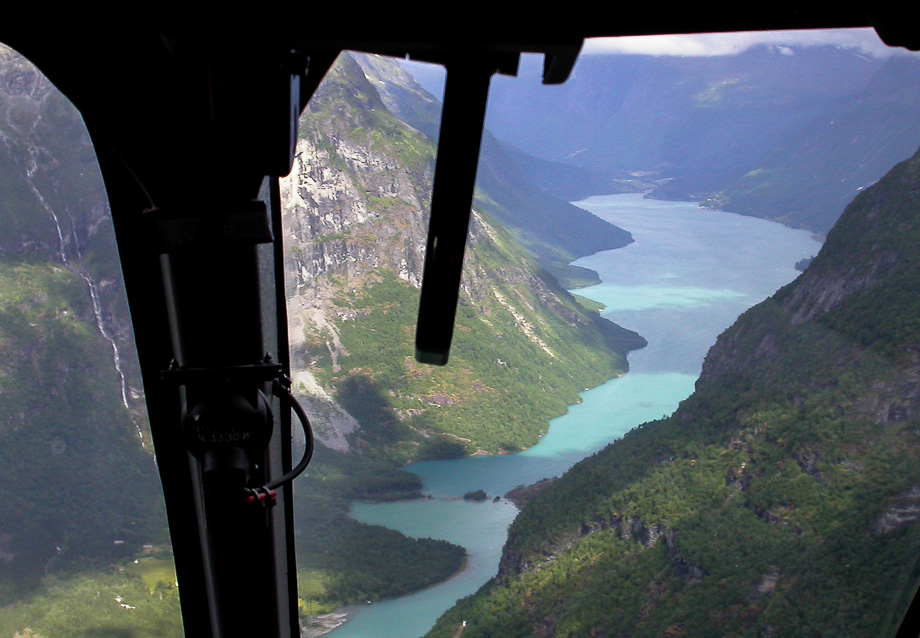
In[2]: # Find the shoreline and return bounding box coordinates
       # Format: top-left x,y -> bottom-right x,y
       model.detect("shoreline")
304,608 -> 355,637
305,555 -> 471,637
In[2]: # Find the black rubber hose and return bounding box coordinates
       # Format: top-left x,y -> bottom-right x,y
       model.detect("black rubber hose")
264,382 -> 314,491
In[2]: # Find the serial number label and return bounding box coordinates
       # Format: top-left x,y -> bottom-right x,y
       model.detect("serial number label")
196,431 -> 252,443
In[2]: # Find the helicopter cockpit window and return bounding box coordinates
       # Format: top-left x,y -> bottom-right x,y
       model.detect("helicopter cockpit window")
282,31 -> 920,638
4,24 -> 920,638
0,44 -> 183,636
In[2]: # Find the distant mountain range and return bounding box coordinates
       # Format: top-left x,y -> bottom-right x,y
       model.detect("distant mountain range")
363,54 -> 635,287
481,44 -> 920,233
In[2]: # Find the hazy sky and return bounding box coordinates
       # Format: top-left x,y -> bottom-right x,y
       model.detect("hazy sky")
582,28 -> 904,58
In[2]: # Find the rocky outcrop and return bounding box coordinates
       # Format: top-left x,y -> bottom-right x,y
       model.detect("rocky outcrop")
852,347 -> 920,424
873,486 -> 920,534
785,248 -> 899,325
281,131 -> 430,291
498,512 -> 705,587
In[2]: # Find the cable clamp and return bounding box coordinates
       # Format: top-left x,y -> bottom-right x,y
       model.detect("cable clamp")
243,486 -> 277,508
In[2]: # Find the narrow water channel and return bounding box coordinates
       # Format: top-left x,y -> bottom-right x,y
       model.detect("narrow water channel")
330,193 -> 819,637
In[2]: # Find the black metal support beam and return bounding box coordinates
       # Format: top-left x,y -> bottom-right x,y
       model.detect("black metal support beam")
415,53 -> 519,365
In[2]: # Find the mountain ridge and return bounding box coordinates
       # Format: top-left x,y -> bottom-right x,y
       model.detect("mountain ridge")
282,51 -> 644,461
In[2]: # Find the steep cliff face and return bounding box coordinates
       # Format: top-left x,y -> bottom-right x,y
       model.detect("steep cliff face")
697,142 -> 920,399
0,46 -> 164,601
281,54 -> 432,300
282,53 -> 643,460
280,53 -> 435,451
425,148 -> 920,636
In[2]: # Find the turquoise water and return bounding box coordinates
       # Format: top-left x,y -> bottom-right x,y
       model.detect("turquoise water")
330,194 -> 818,637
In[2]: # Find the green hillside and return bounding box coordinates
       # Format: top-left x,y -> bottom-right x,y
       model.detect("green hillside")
475,132 -> 634,289
0,263 -> 167,601
425,147 -> 920,637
